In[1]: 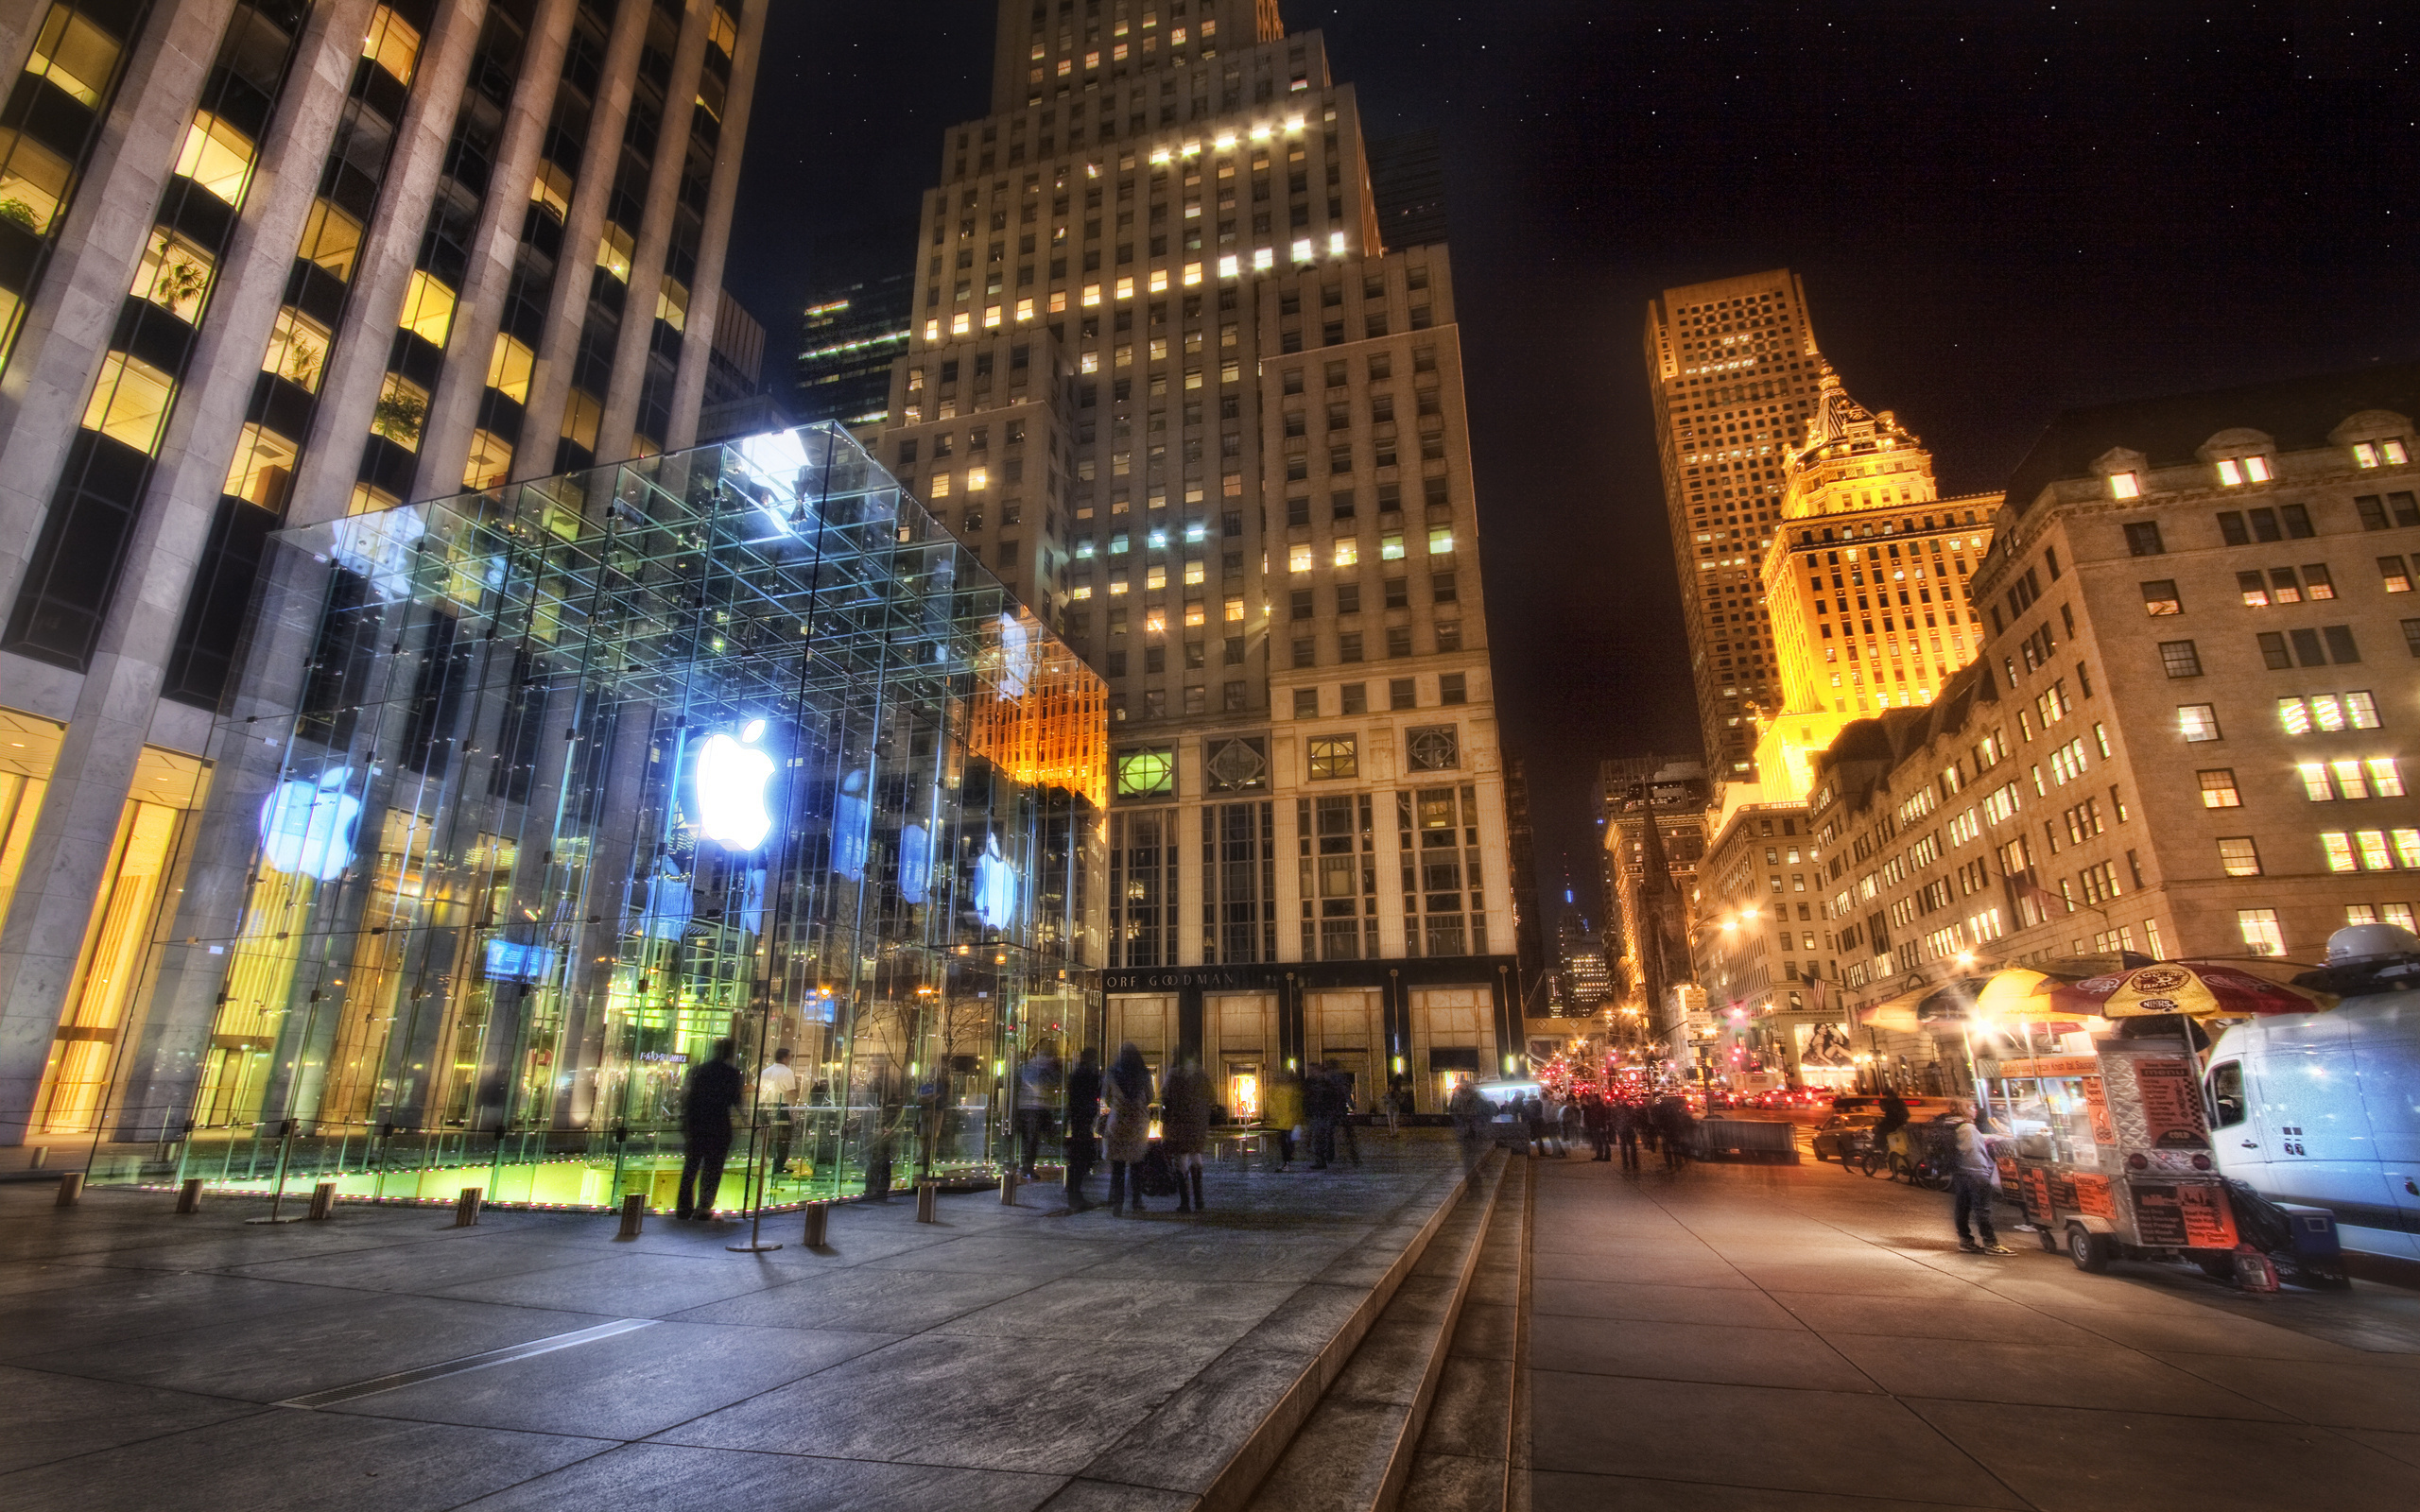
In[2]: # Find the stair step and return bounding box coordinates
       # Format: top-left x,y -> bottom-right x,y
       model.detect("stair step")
1401,1154 -> 1530,1512
1242,1153 -> 1511,1512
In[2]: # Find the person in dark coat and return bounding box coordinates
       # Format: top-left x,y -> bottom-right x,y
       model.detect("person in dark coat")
678,1038 -> 744,1220
1102,1042 -> 1156,1213
1582,1095 -> 1613,1160
1160,1050 -> 1214,1211
1657,1096 -> 1693,1172
1304,1061 -> 1346,1170
1616,1100 -> 1643,1170
1063,1046 -> 1102,1212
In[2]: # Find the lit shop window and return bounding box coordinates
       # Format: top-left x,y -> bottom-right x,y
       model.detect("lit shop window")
26,6 -> 123,108
222,423 -> 298,510
80,352 -> 176,455
176,111 -> 256,205
299,198 -> 362,281
130,228 -> 215,322
398,269 -> 456,347
362,5 -> 423,83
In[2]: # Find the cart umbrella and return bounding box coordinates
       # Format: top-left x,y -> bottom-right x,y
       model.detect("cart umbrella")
2049,962 -> 2336,1019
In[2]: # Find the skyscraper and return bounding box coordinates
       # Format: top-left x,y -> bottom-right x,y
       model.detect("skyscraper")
871,0 -> 1518,1108
1642,270 -> 1829,777
792,271 -> 912,429
0,0 -> 765,1149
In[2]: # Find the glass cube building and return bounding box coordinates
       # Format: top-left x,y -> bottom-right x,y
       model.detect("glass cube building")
90,425 -> 1106,1209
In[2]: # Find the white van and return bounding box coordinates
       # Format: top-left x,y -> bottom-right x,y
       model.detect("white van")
2205,990 -> 2420,1260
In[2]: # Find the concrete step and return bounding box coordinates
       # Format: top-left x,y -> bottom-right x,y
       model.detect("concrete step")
1239,1151 -> 1512,1512
1400,1152 -> 1530,1512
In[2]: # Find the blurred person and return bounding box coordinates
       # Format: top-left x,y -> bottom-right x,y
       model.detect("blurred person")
1063,1046 -> 1103,1212
1161,1050 -> 1214,1211
678,1039 -> 744,1220
1103,1043 -> 1157,1214
1266,1064 -> 1304,1172
756,1046 -> 798,1177
1014,1040 -> 1063,1179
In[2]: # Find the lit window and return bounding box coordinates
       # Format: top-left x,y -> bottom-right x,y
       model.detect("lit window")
1253,248 -> 1275,270
1381,532 -> 1406,561
222,422 -> 297,510
930,472 -> 951,497
1184,559 -> 1205,585
484,332 -> 534,403
529,159 -> 573,220
79,352 -> 176,455
1218,254 -> 1240,279
1225,596 -> 1246,622
175,111 -> 256,205
1080,351 -> 1098,373
2245,454 -> 2272,482
595,223 -> 634,282
655,277 -> 689,330
983,304 -> 1001,328
951,312 -> 971,335
2197,768 -> 2239,808
1289,544 -> 1313,574
0,129 -> 74,233
2139,578 -> 2180,614
965,466 -> 988,491
371,371 -> 429,451
397,269 -> 456,347
2218,837 -> 2262,877
2370,758 -> 2407,798
923,318 -> 940,341
1185,601 -> 1205,625
1184,262 -> 1203,285
345,482 -> 400,517
1427,526 -> 1454,556
1147,564 -> 1167,590
1082,284 -> 1102,306
1150,268 -> 1168,293
2176,703 -> 2221,742
707,6 -> 738,57
2108,471 -> 2140,499
2237,908 -> 2285,956
2280,692 -> 2380,733
462,429 -> 513,490
263,307 -> 330,392
1015,297 -> 1034,321
1307,735 -> 1358,780
1071,584 -> 1093,600
1329,232 -> 1347,255
1115,276 -> 1134,301
1115,747 -> 1176,798
2298,763 -> 2337,801
130,228 -> 214,321
26,7 -> 121,108
362,4 -> 423,83
2321,832 -> 2359,872
1292,238 -> 1314,263
1333,539 -> 1358,568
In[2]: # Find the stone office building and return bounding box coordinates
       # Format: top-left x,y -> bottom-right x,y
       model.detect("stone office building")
0,0 -> 766,1151
870,0 -> 1518,1113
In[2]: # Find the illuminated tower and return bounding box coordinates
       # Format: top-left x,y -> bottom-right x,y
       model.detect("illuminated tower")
1751,370 -> 2001,798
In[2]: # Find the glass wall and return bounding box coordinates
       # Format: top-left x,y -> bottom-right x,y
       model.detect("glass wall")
97,424 -> 1105,1209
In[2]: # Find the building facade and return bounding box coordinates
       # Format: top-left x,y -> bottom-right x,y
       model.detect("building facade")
1801,365 -> 2420,1080
870,0 -> 1517,1112
1600,755 -> 1707,1064
0,0 -> 767,1151
1642,269 -> 1832,778
792,271 -> 911,429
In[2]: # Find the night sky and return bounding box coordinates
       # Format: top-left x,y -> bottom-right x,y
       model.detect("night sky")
723,2 -> 2418,935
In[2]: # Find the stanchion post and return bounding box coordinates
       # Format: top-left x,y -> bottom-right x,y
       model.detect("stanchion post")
1000,1167 -> 1019,1205
802,1200 -> 829,1246
55,1172 -> 82,1207
915,1178 -> 938,1223
306,1181 -> 337,1220
453,1186 -> 482,1227
616,1192 -> 645,1240
246,1120 -> 302,1225
176,1177 -> 205,1214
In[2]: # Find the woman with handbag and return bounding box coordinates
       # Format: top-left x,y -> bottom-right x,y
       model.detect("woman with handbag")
1103,1042 -> 1157,1214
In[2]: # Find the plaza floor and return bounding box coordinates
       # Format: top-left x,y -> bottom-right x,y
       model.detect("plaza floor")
0,1137 -> 1470,1512
1526,1145 -> 2420,1512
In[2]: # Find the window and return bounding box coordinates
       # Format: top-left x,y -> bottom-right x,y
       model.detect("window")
1389,677 -> 1416,711
131,229 -> 214,322
1408,726 -> 1460,771
2406,618 -> 2420,658
2353,438 -> 2411,469
528,159 -> 574,221
1307,735 -> 1357,780
2322,830 -> 2420,872
486,333 -> 534,404
1115,747 -> 1176,798
2256,631 -> 2292,670
2198,769 -> 2240,808
2177,704 -> 2221,742
362,4 -> 424,83
2218,837 -> 2262,877
2208,1061 -> 2248,1127
26,7 -> 122,109
2380,556 -> 2412,593
2278,692 -> 2380,734
372,371 -> 429,450
2304,564 -> 2336,599
2139,579 -> 2181,614
2238,908 -> 2285,957
2355,493 -> 2420,530
462,429 -> 512,491
175,111 -> 256,205
2158,641 -> 2202,679
80,352 -> 176,455
2122,520 -> 2163,555
1338,631 -> 1363,662
2300,758 -> 2404,801
2215,455 -> 2273,487
1440,672 -> 1467,705
397,270 -> 456,347
596,223 -> 635,283
0,129 -> 73,234
223,422 -> 297,509
1385,626 -> 1411,658
2325,625 -> 2360,662
2111,473 -> 2143,502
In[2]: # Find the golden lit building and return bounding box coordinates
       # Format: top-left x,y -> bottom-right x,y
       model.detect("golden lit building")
1751,370 -> 2001,799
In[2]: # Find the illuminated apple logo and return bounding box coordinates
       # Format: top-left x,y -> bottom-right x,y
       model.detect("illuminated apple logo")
996,612 -> 1034,700
258,767 -> 362,881
831,768 -> 871,879
695,720 -> 776,851
897,822 -> 931,903
975,832 -> 1016,929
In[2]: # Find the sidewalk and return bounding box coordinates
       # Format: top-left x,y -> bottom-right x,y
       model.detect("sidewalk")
1526,1149 -> 2420,1512
0,1137 -> 1467,1511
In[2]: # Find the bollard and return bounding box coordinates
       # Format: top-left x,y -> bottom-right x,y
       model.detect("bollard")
802,1200 -> 830,1246
915,1178 -> 938,1223
176,1177 -> 205,1214
26,1146 -> 46,1170
616,1192 -> 646,1240
453,1186 -> 483,1227
999,1167 -> 1019,1205
55,1172 -> 82,1207
306,1181 -> 338,1221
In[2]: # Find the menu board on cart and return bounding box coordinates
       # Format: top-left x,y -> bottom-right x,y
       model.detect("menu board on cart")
2094,1042 -> 2211,1173
2130,1180 -> 2237,1250
2082,1075 -> 2116,1145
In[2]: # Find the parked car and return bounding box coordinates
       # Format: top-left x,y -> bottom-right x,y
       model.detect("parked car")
1812,1110 -> 1880,1162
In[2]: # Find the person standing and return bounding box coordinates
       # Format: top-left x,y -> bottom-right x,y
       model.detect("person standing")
1161,1050 -> 1214,1211
1102,1042 -> 1157,1214
1304,1061 -> 1344,1170
1949,1100 -> 2014,1254
1583,1095 -> 1611,1161
1063,1045 -> 1102,1212
1447,1075 -> 1489,1173
1616,1100 -> 1643,1170
757,1046 -> 799,1179
1014,1040 -> 1062,1179
1265,1064 -> 1304,1172
678,1039 -> 744,1220
1657,1096 -> 1692,1172
1334,1062 -> 1363,1167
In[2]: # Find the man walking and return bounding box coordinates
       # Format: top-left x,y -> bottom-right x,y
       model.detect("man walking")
1949,1100 -> 2014,1255
1304,1061 -> 1344,1170
678,1039 -> 744,1220
757,1046 -> 798,1178
1014,1040 -> 1062,1179
1063,1045 -> 1102,1212
1616,1101 -> 1643,1170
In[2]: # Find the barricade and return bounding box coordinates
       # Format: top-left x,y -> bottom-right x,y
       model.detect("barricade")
1696,1118 -> 1801,1163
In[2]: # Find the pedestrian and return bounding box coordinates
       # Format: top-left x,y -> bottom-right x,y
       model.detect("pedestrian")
1102,1042 -> 1156,1214
1523,1093 -> 1547,1155
1161,1050 -> 1214,1211
1304,1060 -> 1346,1169
1384,1073 -> 1407,1137
1583,1095 -> 1612,1160
1335,1062 -> 1363,1167
1949,1099 -> 2014,1254
1657,1096 -> 1692,1172
1447,1074 -> 1489,1172
1616,1101 -> 1643,1170
757,1046 -> 798,1179
1266,1063 -> 1304,1171
1014,1040 -> 1062,1179
677,1038 -> 744,1220
1063,1045 -> 1102,1212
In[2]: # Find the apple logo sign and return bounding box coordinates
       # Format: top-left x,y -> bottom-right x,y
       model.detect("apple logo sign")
897,822 -> 931,903
995,612 -> 1034,701
695,719 -> 776,851
831,768 -> 871,879
975,832 -> 1016,929
259,767 -> 362,881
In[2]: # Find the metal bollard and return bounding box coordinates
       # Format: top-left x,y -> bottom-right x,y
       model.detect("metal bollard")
307,1181 -> 338,1221
915,1178 -> 938,1223
452,1186 -> 483,1227
999,1168 -> 1019,1204
26,1146 -> 46,1170
616,1192 -> 646,1240
176,1177 -> 205,1214
802,1200 -> 830,1246
55,1172 -> 82,1207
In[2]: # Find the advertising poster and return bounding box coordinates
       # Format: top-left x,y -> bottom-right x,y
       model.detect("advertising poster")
2021,1166 -> 2054,1226
2072,1173 -> 2117,1220
2131,1181 -> 2191,1247
2175,1181 -> 2238,1248
2082,1074 -> 2116,1145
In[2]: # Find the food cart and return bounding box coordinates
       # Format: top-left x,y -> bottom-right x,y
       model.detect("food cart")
1981,1028 -> 2239,1275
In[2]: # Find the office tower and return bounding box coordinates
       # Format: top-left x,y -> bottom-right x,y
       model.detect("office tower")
696,287 -> 792,443
792,271 -> 912,428
1503,754 -> 1546,1010
1599,755 -> 1706,1059
0,0 -> 766,1149
1753,371 -> 2001,799
1642,270 -> 1830,779
1365,129 -> 1443,249
873,0 -> 1518,1109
